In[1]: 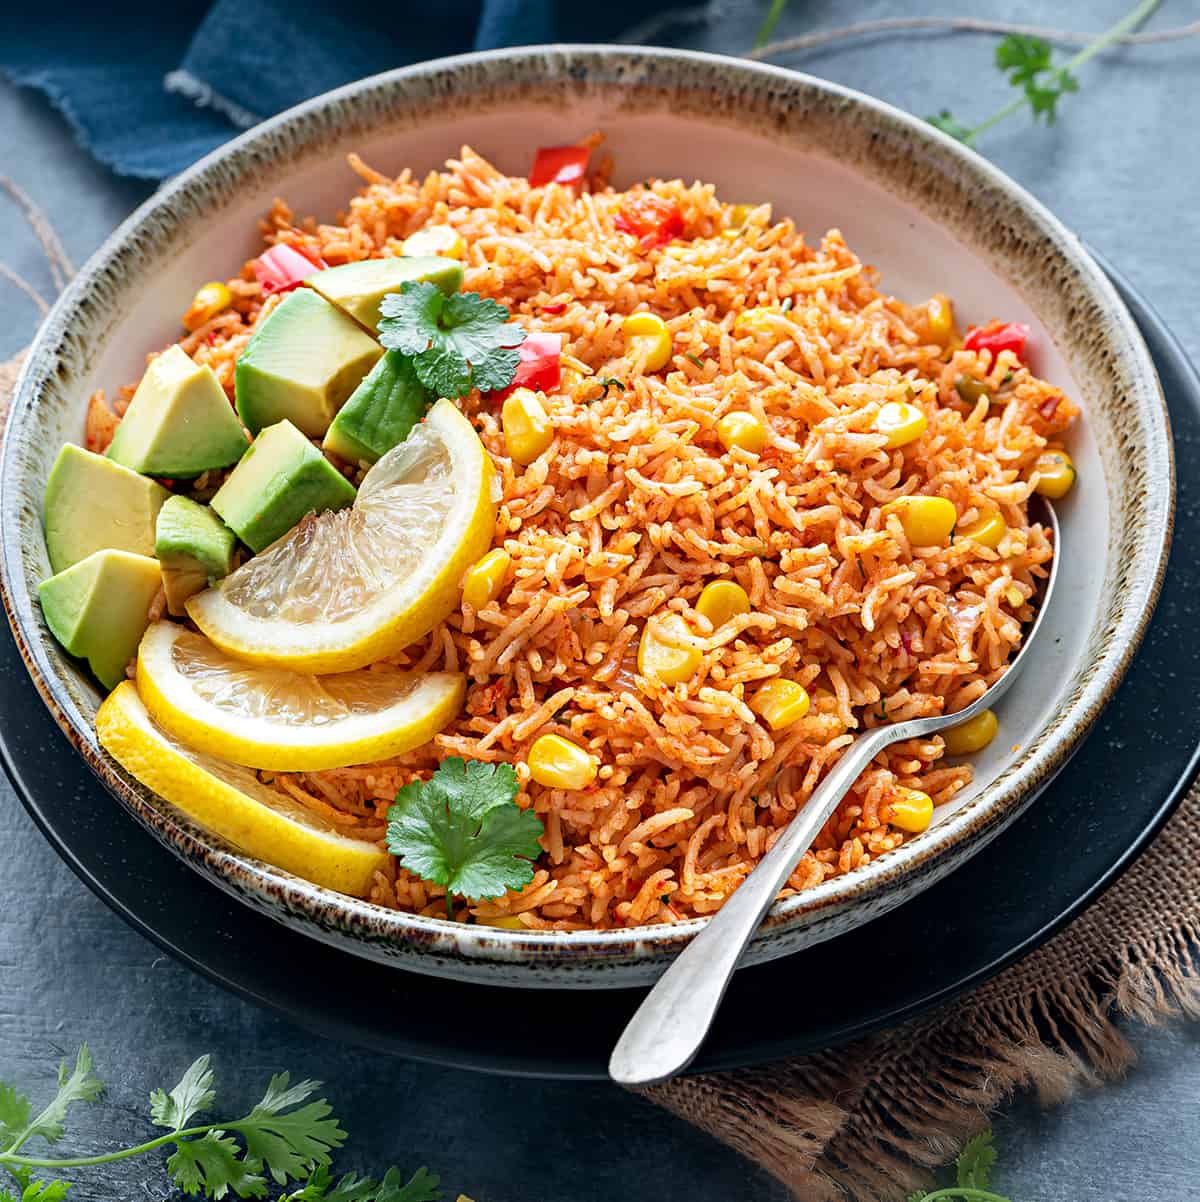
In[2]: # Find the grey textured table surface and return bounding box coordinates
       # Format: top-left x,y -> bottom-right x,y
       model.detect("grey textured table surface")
2,3 -> 1199,1199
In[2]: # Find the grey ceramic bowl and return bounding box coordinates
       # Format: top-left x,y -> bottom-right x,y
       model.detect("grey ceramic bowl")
0,46 -> 1173,988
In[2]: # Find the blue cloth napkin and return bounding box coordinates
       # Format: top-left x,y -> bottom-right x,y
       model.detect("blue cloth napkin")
0,0 -> 644,179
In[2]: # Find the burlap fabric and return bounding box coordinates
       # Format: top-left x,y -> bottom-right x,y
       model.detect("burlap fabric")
4,343 -> 1197,1198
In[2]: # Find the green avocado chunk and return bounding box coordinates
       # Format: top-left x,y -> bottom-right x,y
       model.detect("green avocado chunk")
306,255 -> 464,332
155,496 -> 238,615
234,289 -> 382,438
322,350 -> 431,465
43,444 -> 170,574
106,345 -> 249,477
38,549 -> 162,689
211,419 -> 356,553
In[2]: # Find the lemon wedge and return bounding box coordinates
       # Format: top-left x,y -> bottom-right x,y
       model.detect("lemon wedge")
136,620 -> 465,771
187,398 -> 496,673
96,681 -> 389,896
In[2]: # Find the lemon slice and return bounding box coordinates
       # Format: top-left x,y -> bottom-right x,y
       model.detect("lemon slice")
187,398 -> 496,673
96,681 -> 389,896
136,620 -> 465,771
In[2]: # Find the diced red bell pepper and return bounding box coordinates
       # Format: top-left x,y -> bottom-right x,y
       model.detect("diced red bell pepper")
490,332 -> 562,401
964,320 -> 1030,361
614,194 -> 684,250
540,302 -> 567,315
529,145 -> 591,188
253,245 -> 325,295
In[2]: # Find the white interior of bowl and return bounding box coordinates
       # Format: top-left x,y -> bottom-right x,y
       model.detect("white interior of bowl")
48,105 -> 1098,827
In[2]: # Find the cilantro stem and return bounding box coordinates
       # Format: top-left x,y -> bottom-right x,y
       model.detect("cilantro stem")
918,1190 -> 1011,1202
962,0 -> 1160,143
0,1124 -> 217,1169
754,0 -> 789,50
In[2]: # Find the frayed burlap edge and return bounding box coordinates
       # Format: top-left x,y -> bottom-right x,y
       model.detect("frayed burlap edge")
640,783 -> 1200,1200
4,337 -> 1197,1200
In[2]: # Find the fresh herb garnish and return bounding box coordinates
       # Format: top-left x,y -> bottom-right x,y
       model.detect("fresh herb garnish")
378,282 -> 525,400
684,351 -> 706,369
387,758 -> 544,919
0,1048 -> 446,1201
856,555 -> 866,582
949,521 -> 957,544
907,1128 -> 1010,1202
928,0 -> 1159,146
592,377 -> 626,400
876,698 -> 888,721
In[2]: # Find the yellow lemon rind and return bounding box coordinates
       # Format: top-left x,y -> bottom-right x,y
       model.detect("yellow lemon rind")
96,681 -> 389,896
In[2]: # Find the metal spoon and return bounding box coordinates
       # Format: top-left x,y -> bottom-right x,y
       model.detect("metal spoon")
609,500 -> 1060,1087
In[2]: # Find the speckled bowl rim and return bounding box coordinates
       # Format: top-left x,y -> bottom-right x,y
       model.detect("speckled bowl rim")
0,45 -> 1173,980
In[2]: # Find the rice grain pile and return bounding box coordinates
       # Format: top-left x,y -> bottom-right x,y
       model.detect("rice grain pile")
90,147 -> 1076,929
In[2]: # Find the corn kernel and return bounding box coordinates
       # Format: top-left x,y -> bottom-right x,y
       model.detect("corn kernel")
696,580 -> 751,629
926,294 -> 956,347
528,733 -> 598,790
942,709 -> 999,756
728,203 -> 756,228
502,388 -> 554,465
182,281 -> 233,332
889,788 -> 934,833
750,679 -> 811,731
890,496 -> 957,547
402,224 -> 466,259
717,411 -> 768,455
623,312 -> 673,372
462,548 -> 511,610
875,400 -> 927,449
638,614 -> 702,685
1005,584 -> 1025,608
1032,449 -> 1076,499
959,508 -> 1006,549
734,307 -> 778,336
476,914 -> 525,929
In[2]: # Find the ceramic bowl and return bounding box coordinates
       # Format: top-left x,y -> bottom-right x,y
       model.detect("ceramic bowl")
0,46 -> 1172,988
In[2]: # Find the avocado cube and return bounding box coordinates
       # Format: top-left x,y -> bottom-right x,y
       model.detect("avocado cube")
38,549 -> 161,689
322,350 -> 431,466
106,345 -> 249,477
43,443 -> 170,574
234,289 -> 382,438
307,255 -> 463,333
155,496 -> 237,615
211,419 -> 356,553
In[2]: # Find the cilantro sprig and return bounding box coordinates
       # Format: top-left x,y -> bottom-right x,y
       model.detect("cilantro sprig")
0,1049 -> 446,1201
907,1129 -> 1011,1202
387,758 -> 545,919
928,0 -> 1160,146
378,282 -> 526,400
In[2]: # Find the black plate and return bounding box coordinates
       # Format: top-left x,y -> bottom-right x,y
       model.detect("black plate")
3,264 -> 1197,1079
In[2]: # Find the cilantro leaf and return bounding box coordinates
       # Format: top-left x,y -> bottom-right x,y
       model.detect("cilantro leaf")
376,1165 -> 440,1202
238,1074 -> 345,1185
0,1082 -> 32,1149
151,1055 -> 216,1132
166,1131 -> 267,1200
378,283 -> 525,400
993,35 -> 1079,126
926,110 -> 974,144
956,1130 -> 998,1189
21,1048 -> 103,1148
19,1182 -> 70,1202
994,34 -> 1052,85
387,758 -> 544,906
282,1165 -> 439,1202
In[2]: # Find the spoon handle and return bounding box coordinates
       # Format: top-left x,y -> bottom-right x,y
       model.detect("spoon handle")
608,724 -> 899,1087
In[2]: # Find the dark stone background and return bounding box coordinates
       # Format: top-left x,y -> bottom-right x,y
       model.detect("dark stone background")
2,2 -> 1198,1197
